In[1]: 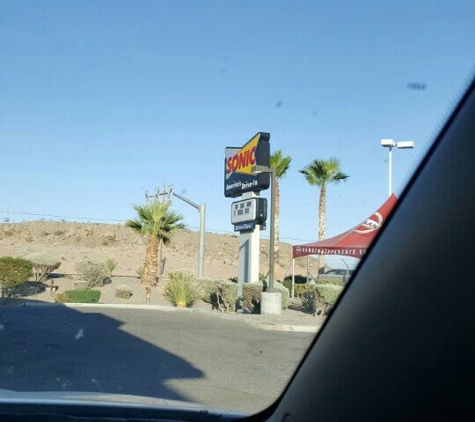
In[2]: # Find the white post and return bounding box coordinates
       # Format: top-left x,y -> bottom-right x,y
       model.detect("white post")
292,258 -> 295,298
388,145 -> 393,197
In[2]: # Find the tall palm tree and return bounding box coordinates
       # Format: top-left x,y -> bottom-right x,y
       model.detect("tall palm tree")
299,158 -> 349,270
269,150 -> 292,266
126,200 -> 185,287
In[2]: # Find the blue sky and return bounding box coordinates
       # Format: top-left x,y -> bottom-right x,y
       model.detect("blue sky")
1,1 -> 474,266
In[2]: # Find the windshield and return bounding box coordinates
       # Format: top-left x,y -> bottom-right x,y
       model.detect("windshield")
1,0 -> 474,416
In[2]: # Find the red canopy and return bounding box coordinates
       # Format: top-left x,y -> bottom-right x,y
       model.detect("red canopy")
292,194 -> 398,259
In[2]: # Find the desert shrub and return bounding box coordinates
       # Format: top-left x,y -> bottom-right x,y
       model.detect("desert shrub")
283,276 -> 315,296
104,258 -> 117,278
301,283 -> 344,315
0,256 -> 33,298
242,282 -> 262,313
210,280 -> 238,312
136,266 -> 144,279
293,283 -> 315,298
301,289 -> 328,316
115,284 -> 133,299
164,269 -> 202,307
75,259 -> 107,288
196,277 -> 217,303
63,289 -> 101,303
242,281 -> 289,313
315,283 -> 344,306
23,252 -> 61,282
2,228 -> 15,237
54,292 -> 70,303
73,280 -> 89,289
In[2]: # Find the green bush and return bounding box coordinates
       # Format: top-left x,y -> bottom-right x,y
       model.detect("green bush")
0,256 -> 33,298
295,283 -> 315,298
73,280 -> 89,289
315,283 -> 344,306
75,259 -> 107,288
300,283 -> 344,315
62,289 -> 101,303
242,282 -> 262,313
104,258 -> 117,278
164,269 -> 202,307
283,275 -> 320,297
315,279 -> 346,287
283,278 -> 291,293
272,281 -> 289,310
196,276 -> 217,303
115,284 -> 133,299
23,252 -> 61,282
241,281 -> 289,313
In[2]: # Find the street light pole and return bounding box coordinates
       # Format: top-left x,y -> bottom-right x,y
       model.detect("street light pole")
388,144 -> 393,197
154,187 -> 206,278
381,139 -> 415,197
172,191 -> 206,278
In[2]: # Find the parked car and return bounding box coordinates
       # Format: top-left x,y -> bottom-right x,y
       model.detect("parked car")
316,268 -> 354,283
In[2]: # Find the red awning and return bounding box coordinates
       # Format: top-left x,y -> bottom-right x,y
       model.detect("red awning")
292,194 -> 397,259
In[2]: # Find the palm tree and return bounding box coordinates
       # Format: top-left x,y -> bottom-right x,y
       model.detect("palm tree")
269,150 -> 292,266
299,158 -> 349,270
126,200 -> 185,287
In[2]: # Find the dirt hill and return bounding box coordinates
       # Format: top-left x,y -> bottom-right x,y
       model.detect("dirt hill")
0,221 -> 314,281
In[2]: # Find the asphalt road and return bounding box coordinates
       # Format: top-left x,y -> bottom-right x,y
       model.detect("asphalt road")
0,305 -> 315,414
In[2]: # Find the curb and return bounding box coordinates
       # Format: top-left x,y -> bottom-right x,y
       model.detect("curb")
16,301 -> 320,333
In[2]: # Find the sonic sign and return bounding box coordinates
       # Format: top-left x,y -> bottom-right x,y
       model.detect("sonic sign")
224,132 -> 270,198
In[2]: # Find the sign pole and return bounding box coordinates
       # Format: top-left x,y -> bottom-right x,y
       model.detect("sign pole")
268,167 -> 276,291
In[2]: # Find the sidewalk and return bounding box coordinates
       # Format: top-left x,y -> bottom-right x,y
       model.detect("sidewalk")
17,298 -> 324,333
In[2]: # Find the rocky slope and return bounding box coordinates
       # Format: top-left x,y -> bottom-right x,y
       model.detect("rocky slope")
0,222 -> 315,281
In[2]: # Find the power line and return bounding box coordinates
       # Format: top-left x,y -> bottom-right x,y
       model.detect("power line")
0,210 -> 123,223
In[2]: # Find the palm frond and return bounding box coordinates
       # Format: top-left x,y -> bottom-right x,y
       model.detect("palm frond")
270,150 -> 292,179
300,157 -> 349,187
126,199 -> 184,240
